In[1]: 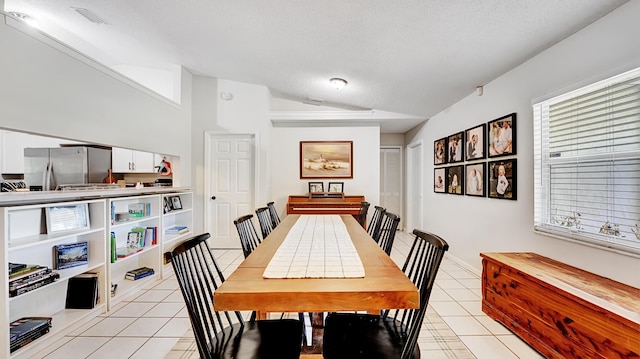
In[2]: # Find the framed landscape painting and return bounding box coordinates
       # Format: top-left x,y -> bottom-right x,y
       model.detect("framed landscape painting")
300,141 -> 353,179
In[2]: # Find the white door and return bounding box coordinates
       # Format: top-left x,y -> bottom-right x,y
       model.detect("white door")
380,147 -> 402,229
206,134 -> 255,248
406,142 -> 423,232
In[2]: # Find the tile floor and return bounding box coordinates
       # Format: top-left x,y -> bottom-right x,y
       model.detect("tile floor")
31,231 -> 544,359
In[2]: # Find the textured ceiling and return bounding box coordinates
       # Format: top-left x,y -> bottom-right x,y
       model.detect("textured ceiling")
3,0 -> 628,132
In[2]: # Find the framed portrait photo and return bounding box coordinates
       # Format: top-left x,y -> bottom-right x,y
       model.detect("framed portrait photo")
434,167 -> 446,193
447,132 -> 464,164
434,137 -> 447,165
465,163 -> 486,197
488,113 -> 517,158
308,181 -> 324,193
170,196 -> 183,210
300,141 -> 353,179
328,182 -> 344,193
446,165 -> 464,195
465,123 -> 486,161
488,159 -> 517,200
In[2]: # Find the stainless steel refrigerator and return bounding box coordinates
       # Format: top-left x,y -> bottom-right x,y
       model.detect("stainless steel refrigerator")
24,147 -> 112,190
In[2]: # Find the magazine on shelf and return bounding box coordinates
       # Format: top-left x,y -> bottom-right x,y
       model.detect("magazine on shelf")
164,225 -> 189,235
9,317 -> 52,353
65,273 -> 99,309
125,267 -> 155,280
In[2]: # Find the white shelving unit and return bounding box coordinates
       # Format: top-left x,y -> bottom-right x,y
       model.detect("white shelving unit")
161,192 -> 193,272
1,199 -> 107,358
107,194 -> 162,309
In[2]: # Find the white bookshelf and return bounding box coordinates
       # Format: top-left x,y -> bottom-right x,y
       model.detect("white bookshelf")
161,192 -> 193,273
106,194 -> 162,309
1,199 -> 107,359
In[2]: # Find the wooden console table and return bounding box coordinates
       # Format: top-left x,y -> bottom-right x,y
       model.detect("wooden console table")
286,194 -> 364,219
481,252 -> 640,359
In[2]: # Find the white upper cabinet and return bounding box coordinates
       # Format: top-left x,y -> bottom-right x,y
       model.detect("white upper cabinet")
112,148 -> 155,173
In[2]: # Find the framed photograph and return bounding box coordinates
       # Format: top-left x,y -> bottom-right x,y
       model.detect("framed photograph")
308,181 -> 324,193
300,141 -> 353,179
447,132 -> 464,164
46,204 -> 90,234
54,241 -> 89,270
488,113 -> 517,157
434,137 -> 447,165
170,196 -> 183,210
488,159 -> 517,200
465,124 -> 486,161
163,197 -> 172,213
465,163 -> 486,197
328,182 -> 344,193
434,167 -> 446,193
446,165 -> 464,195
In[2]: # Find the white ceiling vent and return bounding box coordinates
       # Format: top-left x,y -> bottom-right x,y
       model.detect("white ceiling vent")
72,7 -> 108,25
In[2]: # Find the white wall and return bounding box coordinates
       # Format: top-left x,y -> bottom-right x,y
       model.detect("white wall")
406,1 -> 640,287
0,17 -> 193,186
270,126 -> 380,220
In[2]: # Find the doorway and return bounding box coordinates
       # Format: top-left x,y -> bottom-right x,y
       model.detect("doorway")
204,133 -> 256,248
406,141 -> 423,232
380,146 -> 403,229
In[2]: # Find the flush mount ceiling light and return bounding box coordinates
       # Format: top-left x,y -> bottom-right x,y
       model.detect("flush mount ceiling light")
8,12 -> 39,28
329,78 -> 348,90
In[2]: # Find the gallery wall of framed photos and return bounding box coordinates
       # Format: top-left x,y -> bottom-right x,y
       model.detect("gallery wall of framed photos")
433,112 -> 517,200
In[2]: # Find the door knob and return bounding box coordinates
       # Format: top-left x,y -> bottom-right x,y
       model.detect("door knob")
211,196 -> 216,200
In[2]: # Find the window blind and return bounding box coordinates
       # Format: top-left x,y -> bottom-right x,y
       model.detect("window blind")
533,68 -> 640,254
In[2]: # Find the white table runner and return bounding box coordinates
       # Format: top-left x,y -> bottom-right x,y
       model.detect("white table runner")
263,215 -> 365,278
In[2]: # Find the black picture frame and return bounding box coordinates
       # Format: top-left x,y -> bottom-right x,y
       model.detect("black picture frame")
465,162 -> 486,197
163,197 -> 172,213
434,137 -> 447,165
170,196 -> 183,210
446,165 -> 464,195
434,167 -> 446,193
465,123 -> 486,161
447,132 -> 464,164
488,159 -> 517,200
328,182 -> 344,193
488,113 -> 517,158
308,181 -> 324,193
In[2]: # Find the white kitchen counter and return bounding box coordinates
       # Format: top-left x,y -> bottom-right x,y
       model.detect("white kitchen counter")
0,187 -> 191,206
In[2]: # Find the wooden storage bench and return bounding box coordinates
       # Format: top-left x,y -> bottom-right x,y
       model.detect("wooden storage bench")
481,252 -> 640,359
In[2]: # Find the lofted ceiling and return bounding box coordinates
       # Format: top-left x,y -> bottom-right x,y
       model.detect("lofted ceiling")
3,0 -> 628,133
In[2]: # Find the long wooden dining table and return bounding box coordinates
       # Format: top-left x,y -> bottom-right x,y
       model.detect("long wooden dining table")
213,214 -> 419,357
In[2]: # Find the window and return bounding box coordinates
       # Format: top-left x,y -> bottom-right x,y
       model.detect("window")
533,68 -> 640,255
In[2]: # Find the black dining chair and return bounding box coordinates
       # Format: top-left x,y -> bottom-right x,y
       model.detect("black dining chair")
255,206 -> 274,239
367,205 -> 386,242
165,233 -> 303,359
267,201 -> 281,228
377,211 -> 401,256
233,214 -> 262,259
323,229 -> 449,359
357,201 -> 370,228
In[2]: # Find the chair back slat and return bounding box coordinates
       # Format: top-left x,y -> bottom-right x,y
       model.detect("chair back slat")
233,214 -> 262,258
267,201 -> 281,228
367,205 -> 386,242
377,211 -> 400,255
383,229 -> 449,359
255,207 -> 274,239
357,201 -> 370,228
167,233 -> 245,359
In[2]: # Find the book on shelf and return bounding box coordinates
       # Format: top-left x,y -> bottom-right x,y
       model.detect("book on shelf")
65,272 -> 99,309
9,269 -> 60,297
9,262 -> 27,275
125,267 -> 155,281
53,242 -> 89,270
9,265 -> 47,281
165,225 -> 189,235
9,317 -> 52,353
115,246 -> 142,258
129,227 -> 147,247
128,202 -> 151,219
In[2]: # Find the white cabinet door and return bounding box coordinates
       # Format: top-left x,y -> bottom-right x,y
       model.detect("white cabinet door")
132,150 -> 154,172
112,147 -> 134,172
1,131 -> 31,174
